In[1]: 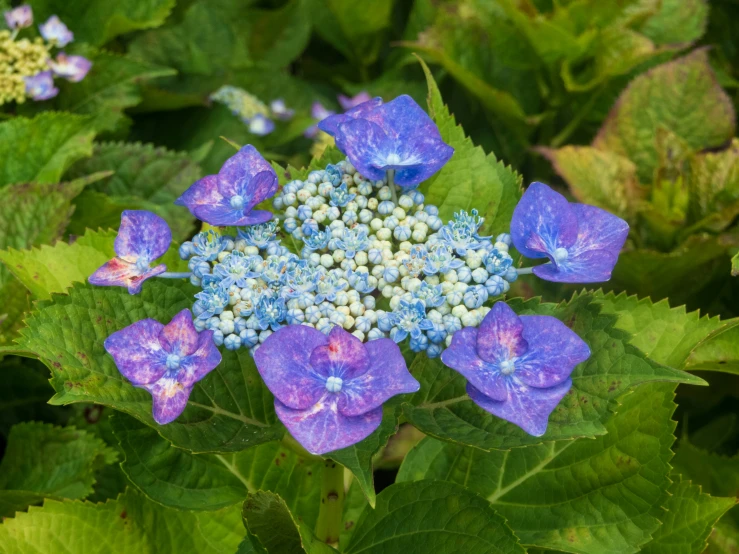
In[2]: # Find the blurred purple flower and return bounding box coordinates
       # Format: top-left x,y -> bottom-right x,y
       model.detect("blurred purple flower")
338,91 -> 372,111
24,71 -> 58,101
511,182 -> 629,283
175,145 -> 278,226
319,95 -> 453,188
441,302 -> 590,436
89,210 -> 171,294
270,98 -> 294,121
105,309 -> 221,424
39,15 -> 73,46
254,325 -> 419,454
304,101 -> 335,139
248,114 -> 275,136
48,52 -> 92,82
4,4 -> 32,30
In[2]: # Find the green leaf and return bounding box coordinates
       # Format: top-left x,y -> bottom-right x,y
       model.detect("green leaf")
398,383 -> 678,554
339,479 -> 370,552
111,413 -> 322,522
640,479 -> 735,554
706,520 -> 739,554
0,422 -> 117,517
65,141 -> 201,240
0,113 -> 96,187
538,146 -> 640,217
671,440 -> 739,509
686,139 -> 739,224
345,480 -> 524,554
0,490 -> 244,553
15,281 -> 283,453
242,490 -> 337,554
416,57 -> 523,236
733,252 -> 739,277
29,0 -> 176,46
0,356 -> 61,437
0,173 -> 109,343
594,49 -> 736,182
638,0 -> 708,46
402,294 -> 702,451
328,400 -> 401,508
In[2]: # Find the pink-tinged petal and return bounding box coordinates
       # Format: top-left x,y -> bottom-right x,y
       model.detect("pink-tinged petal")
144,378 -> 192,425
159,309 -> 199,357
275,395 -> 382,455
217,145 -> 277,200
309,326 -> 369,381
467,378 -> 572,437
114,210 -> 171,263
515,315 -> 590,388
104,318 -> 167,385
192,206 -> 273,227
254,325 -> 329,410
48,53 -> 91,82
338,338 -> 419,417
510,182 -> 579,259
476,302 -> 528,364
88,258 -> 166,295
334,118 -> 393,181
441,327 -> 507,402
534,204 -> 630,283
319,96 -> 383,136
178,330 -> 222,387
175,175 -> 224,213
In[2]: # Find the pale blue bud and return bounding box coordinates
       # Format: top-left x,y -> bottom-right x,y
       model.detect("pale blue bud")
485,275 -> 509,296
504,266 -> 518,283
464,285 -> 488,309
383,266 -> 399,283
212,330 -> 224,346
297,205 -> 312,221
224,334 -> 242,350
240,329 -> 258,348
378,201 -> 395,215
283,218 -> 298,232
367,328 -> 385,341
394,225 -> 412,241
426,343 -> 443,358
457,266 -> 472,283
443,314 -> 462,334
179,241 -> 194,259
368,248 -> 383,264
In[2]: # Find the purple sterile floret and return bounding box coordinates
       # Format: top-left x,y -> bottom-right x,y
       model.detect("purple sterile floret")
441,302 -> 590,436
24,71 -> 58,101
104,309 -> 221,424
511,182 -> 629,283
254,325 -> 420,455
4,4 -> 32,29
319,95 -> 454,188
39,15 -> 73,46
338,91 -> 372,111
47,53 -> 92,82
175,145 -> 278,226
89,210 -> 171,294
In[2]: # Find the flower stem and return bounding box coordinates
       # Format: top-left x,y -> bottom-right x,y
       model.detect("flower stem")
157,272 -> 192,279
314,459 -> 345,547
387,169 -> 398,205
516,267 -> 535,275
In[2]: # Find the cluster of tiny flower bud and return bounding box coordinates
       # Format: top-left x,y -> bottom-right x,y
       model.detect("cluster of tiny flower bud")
0,30 -> 50,104
210,85 -> 293,136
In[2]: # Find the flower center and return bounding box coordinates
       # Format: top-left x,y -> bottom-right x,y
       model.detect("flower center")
553,247 -> 569,263
386,153 -> 402,165
230,195 -> 245,210
325,376 -> 343,393
499,359 -> 516,375
166,354 -> 182,370
135,258 -> 150,272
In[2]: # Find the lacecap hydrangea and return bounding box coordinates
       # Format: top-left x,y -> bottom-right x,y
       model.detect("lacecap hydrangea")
89,93 -> 628,454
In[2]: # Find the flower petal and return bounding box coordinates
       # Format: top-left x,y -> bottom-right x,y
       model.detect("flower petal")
114,210 -> 171,263
338,338 -> 420,417
516,315 -> 591,388
175,175 -> 224,215
179,330 -> 222,387
89,258 -> 166,294
158,309 -> 199,357
242,171 -> 280,212
104,318 -> 167,385
393,137 -> 453,187
309,326 -> 369,381
467,378 -> 572,437
333,118 -> 393,181
441,327 -> 507,402
510,182 -> 579,259
318,97 -> 383,136
476,302 -> 528,364
275,395 -> 382,455
217,145 -> 278,200
363,95 -> 436,141
144,378 -> 192,425
533,204 -> 630,283
254,325 -> 329,410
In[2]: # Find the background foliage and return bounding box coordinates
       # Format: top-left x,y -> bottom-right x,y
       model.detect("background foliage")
1,0 -> 739,553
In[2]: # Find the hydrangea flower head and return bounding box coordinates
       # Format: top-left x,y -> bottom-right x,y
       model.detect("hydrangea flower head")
175,145 -> 278,226
105,309 -> 221,424
48,52 -> 92,82
39,15 -> 73,46
254,325 -> 419,454
4,4 -> 32,29
24,71 -> 58,101
319,95 -> 454,188
89,210 -> 171,294
511,182 -> 629,283
441,302 -> 590,436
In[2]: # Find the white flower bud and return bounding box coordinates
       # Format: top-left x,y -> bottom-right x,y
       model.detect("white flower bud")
333,249 -> 346,263
472,268 -> 489,284
364,309 -> 377,323
437,303 -> 452,316
398,195 -> 414,209
392,207 -> 406,220
444,270 -> 458,284
336,305 -> 350,316
352,330 -> 365,341
320,254 -> 334,268
334,291 -> 349,306
367,198 -> 379,210
411,229 -> 426,243
355,251 -> 368,266
406,277 -> 422,292
377,228 -> 392,240
378,186 -> 392,201
382,285 -> 394,298
452,305 -> 468,319
349,301 -> 365,317
461,312 -> 477,328
297,189 -> 312,203
389,295 -> 401,310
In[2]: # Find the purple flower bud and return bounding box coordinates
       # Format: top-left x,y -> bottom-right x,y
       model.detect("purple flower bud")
441,302 -> 590,436
48,52 -> 92,82
511,183 -> 629,283
39,15 -> 73,46
175,145 -> 278,227
4,4 -> 32,30
24,71 -> 58,101
104,309 -> 221,424
254,325 -> 419,454
89,210 -> 171,294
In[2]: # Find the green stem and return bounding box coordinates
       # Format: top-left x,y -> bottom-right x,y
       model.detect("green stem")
549,85 -> 605,148
315,460 -> 345,546
387,169 -> 398,205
